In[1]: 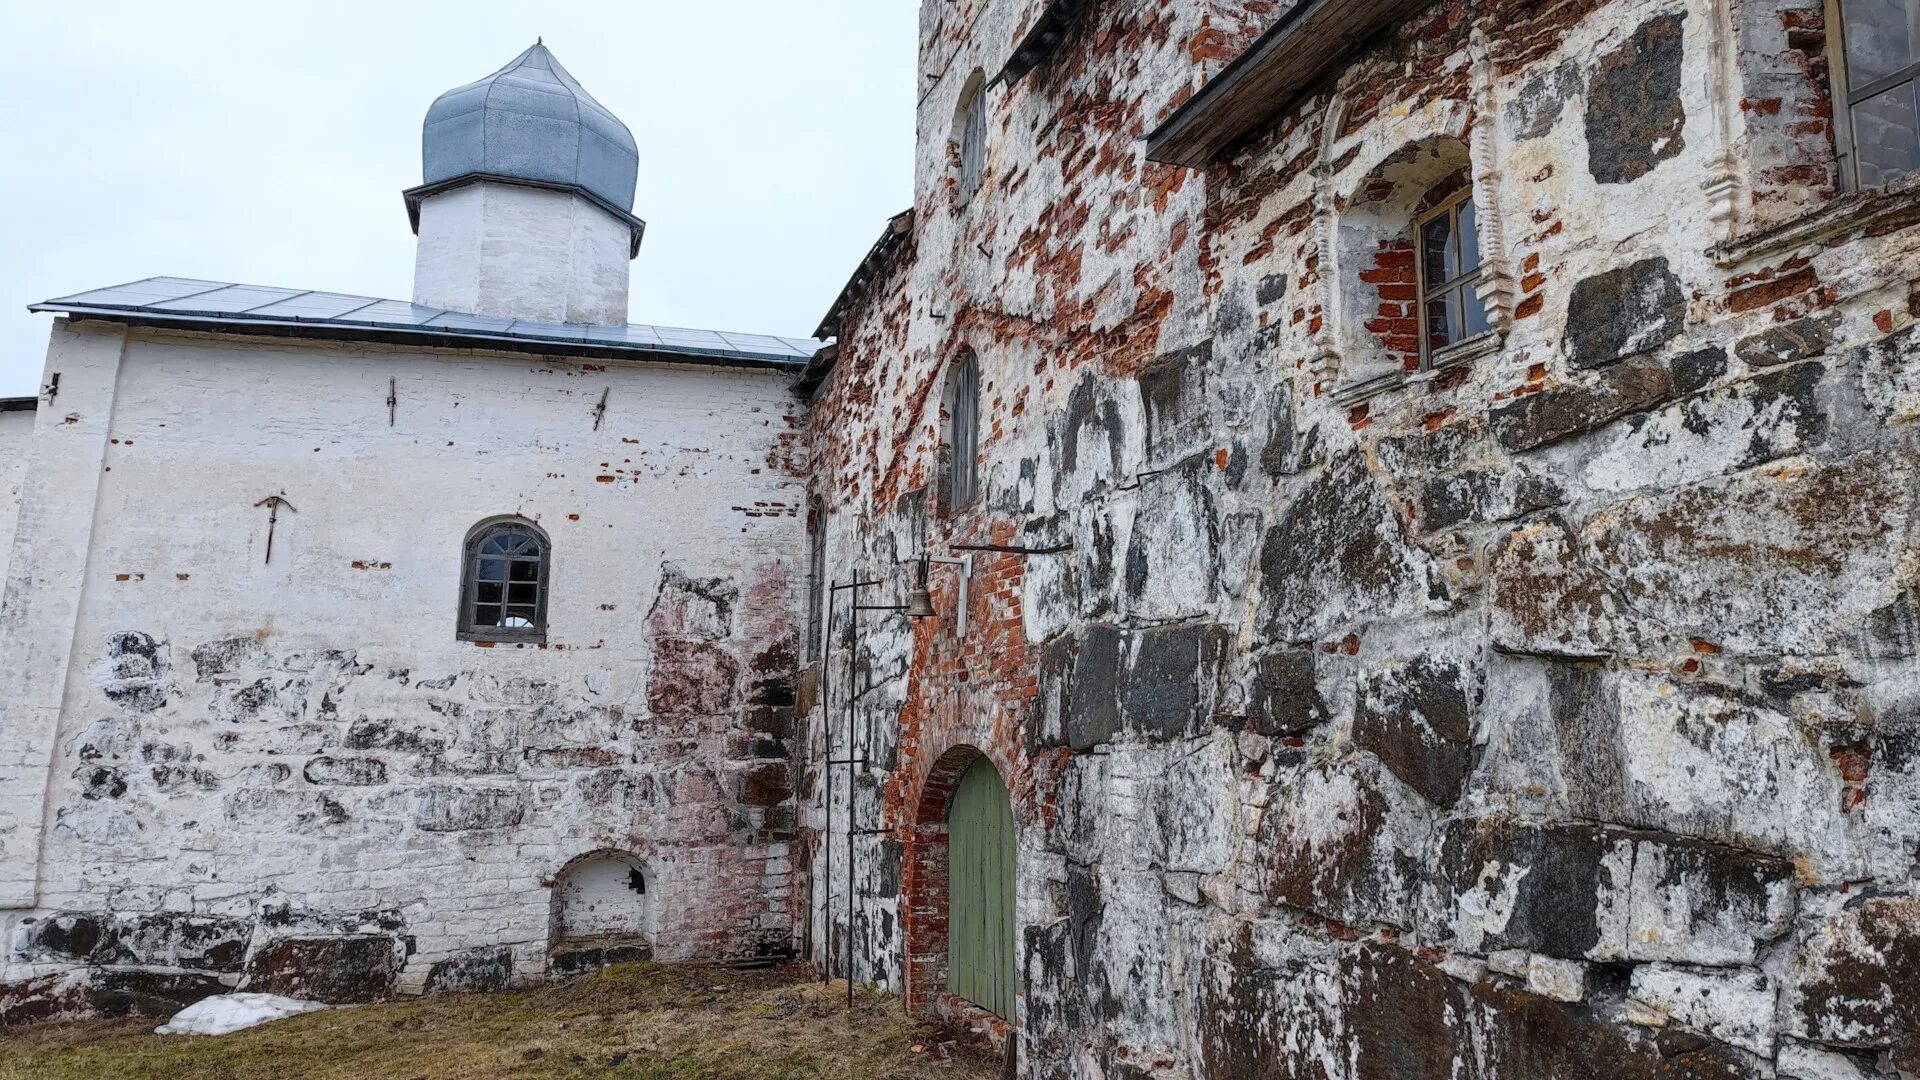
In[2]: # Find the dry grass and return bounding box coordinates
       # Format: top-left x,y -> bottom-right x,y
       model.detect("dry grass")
0,963 -> 1001,1080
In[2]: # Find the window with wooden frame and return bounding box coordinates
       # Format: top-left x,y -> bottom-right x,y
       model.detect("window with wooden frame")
1415,186 -> 1493,367
459,518 -> 550,643
942,352 -> 981,513
1831,0 -> 1920,190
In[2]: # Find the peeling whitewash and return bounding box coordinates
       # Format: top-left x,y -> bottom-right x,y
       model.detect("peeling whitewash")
802,0 -> 1920,1076
0,320 -> 804,1010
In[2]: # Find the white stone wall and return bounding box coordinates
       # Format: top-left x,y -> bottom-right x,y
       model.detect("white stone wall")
0,407 -> 36,599
413,181 -> 634,326
0,319 -> 803,1006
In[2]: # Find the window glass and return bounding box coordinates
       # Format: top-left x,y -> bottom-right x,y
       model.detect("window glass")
1856,81 -> 1920,186
1422,215 -> 1454,285
1461,286 -> 1492,340
1839,0 -> 1920,189
1845,0 -> 1919,85
1416,187 -> 1491,366
1457,198 -> 1481,276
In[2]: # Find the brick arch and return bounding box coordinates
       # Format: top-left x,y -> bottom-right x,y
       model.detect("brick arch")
901,742 -> 1015,1017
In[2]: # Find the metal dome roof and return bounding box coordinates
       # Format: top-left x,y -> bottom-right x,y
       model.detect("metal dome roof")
421,42 -> 639,214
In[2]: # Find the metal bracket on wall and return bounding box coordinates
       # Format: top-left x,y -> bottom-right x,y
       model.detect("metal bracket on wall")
253,494 -> 297,565
925,554 -> 974,639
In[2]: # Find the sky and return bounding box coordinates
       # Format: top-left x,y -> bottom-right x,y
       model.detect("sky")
0,1 -> 919,396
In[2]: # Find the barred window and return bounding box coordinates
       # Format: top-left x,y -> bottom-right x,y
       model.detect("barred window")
460,519 -> 550,642
1415,185 -> 1492,367
1834,0 -> 1920,190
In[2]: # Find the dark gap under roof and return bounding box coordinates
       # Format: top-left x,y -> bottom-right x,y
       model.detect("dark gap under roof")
1144,0 -> 1430,169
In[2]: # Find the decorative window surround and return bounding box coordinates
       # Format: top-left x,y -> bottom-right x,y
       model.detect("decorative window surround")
1710,171 -> 1920,267
1328,332 -> 1500,407
1468,30 -> 1517,334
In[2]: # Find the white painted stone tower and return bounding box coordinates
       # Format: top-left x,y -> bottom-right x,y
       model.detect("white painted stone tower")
404,43 -> 646,326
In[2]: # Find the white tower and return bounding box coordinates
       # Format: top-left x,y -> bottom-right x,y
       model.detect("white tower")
404,43 -> 645,326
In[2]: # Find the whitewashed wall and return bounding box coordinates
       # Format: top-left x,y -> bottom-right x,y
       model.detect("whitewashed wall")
413,182 -> 634,326
0,319 -> 804,1009
0,407 -> 35,598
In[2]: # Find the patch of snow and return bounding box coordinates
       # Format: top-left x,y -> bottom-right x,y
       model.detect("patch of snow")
155,993 -> 328,1036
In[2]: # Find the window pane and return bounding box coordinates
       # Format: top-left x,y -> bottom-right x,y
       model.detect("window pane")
1457,198 -> 1481,275
1854,81 -> 1920,188
1421,213 -> 1454,287
1425,295 -> 1456,353
477,581 -> 503,605
1461,282 -> 1492,340
1845,0 -> 1920,85
478,557 -> 507,582
509,559 -> 541,582
483,534 -> 512,555
473,604 -> 502,627
503,607 -> 537,627
508,583 -> 538,606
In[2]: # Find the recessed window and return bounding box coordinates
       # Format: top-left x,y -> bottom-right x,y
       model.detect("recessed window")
1415,187 -> 1492,367
1833,0 -> 1920,190
956,73 -> 988,202
806,499 -> 827,659
460,519 -> 550,642
943,352 -> 981,513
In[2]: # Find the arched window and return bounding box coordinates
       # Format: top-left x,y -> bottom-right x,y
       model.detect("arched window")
957,74 -> 988,201
943,352 -> 981,513
459,518 -> 550,642
1415,181 -> 1491,366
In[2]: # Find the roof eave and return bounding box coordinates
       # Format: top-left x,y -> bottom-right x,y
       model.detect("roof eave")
402,173 -> 648,258
813,209 -> 915,341
991,0 -> 1094,88
31,307 -> 807,373
1143,0 -> 1430,169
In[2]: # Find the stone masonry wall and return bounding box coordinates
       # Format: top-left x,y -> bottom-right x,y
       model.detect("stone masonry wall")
805,0 -> 1920,1076
0,321 -> 803,1021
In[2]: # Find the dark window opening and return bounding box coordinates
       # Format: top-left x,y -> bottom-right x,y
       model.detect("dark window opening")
460,519 -> 550,642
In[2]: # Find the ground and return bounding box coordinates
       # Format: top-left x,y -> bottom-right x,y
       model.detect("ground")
0,964 -> 1000,1080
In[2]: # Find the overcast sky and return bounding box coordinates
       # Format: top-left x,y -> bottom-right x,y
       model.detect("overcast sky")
0,1 -> 919,396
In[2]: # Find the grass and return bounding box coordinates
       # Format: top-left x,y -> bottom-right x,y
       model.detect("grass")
0,963 -> 1001,1080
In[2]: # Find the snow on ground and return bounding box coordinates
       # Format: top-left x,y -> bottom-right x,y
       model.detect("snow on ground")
154,993 -> 329,1036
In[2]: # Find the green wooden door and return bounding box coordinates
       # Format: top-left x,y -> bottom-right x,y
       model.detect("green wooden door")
947,757 -> 1015,1018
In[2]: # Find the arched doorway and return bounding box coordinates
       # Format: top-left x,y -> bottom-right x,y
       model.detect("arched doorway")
946,757 -> 1014,1018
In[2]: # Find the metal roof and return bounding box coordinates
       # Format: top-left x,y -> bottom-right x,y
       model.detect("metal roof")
1144,0 -> 1429,168
30,278 -> 822,371
423,42 -> 639,214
